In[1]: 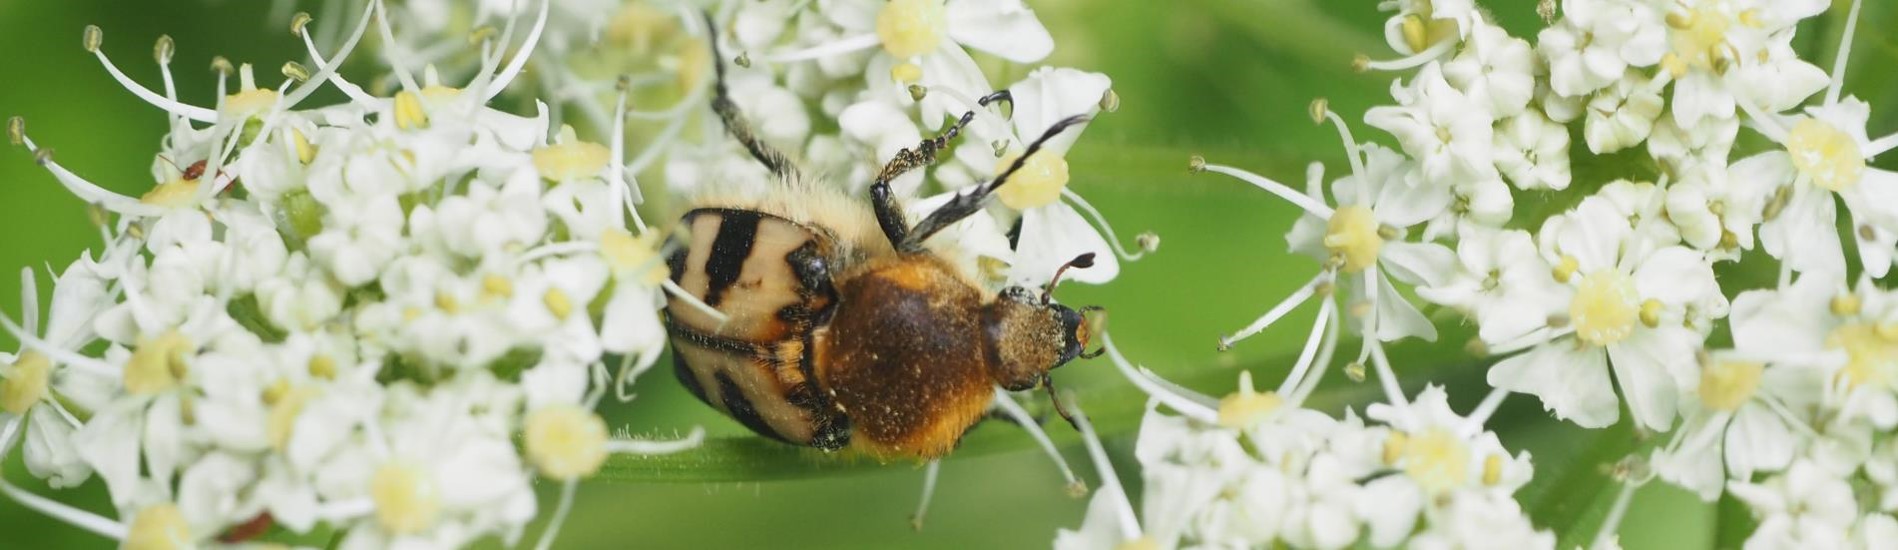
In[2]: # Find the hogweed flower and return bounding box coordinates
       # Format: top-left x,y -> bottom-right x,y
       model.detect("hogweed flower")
0,2 -> 707,547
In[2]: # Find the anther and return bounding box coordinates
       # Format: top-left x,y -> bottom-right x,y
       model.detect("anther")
1352,53 -> 1370,73
1861,224 -> 1878,241
1188,154 -> 1207,173
615,74 -> 632,92
1344,362 -> 1367,382
735,52 -> 752,68
1308,98 -> 1329,125
211,56 -> 234,76
1465,337 -> 1489,358
282,61 -> 311,83
1098,89 -> 1120,113
290,12 -> 313,37
991,140 -> 1008,158
153,35 -> 175,64
907,84 -> 927,101
1537,0 -> 1557,23
6,116 -> 22,146
1135,231 -> 1160,253
82,25 -> 103,53
33,147 -> 54,166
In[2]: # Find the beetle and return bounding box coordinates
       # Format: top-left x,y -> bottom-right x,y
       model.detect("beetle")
661,19 -> 1101,461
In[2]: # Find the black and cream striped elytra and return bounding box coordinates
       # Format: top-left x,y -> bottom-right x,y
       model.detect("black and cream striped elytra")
659,16 -> 1099,460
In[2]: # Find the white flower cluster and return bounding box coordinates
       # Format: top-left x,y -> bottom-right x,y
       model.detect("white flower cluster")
1058,343 -> 1550,549
477,0 -> 1154,287
2,4 -> 703,548
1059,0 -> 1898,548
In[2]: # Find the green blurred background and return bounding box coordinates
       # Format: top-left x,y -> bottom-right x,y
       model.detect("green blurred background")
4,0 -> 1896,547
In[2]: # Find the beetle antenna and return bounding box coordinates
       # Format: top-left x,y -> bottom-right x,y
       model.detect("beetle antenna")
1042,252 -> 1096,304
1044,375 -> 1080,430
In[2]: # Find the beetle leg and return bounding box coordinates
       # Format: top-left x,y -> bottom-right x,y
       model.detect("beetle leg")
900,114 -> 1090,253
869,90 -> 1012,248
701,11 -> 798,179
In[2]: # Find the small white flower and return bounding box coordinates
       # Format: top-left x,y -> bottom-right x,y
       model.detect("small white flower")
1583,70 -> 1665,154
1366,62 -> 1499,188
1442,21 -> 1535,119
1730,460 -> 1860,550
1488,188 -> 1724,431
1492,109 -> 1572,191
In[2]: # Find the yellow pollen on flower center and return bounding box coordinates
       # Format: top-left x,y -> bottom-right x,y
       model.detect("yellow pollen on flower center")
124,503 -> 191,550
2,351 -> 51,415
876,0 -> 948,59
544,288 -> 575,320
534,125 -> 611,182
524,404 -> 611,480
482,274 -> 515,301
371,461 -> 440,535
1324,205 -> 1383,273
600,229 -> 671,286
223,65 -> 280,119
1570,270 -> 1640,347
1829,323 -> 1898,390
1787,118 -> 1865,192
1216,371 -> 1282,429
1665,5 -> 1732,72
995,149 -> 1071,210
126,330 -> 192,395
1699,360 -> 1763,411
1397,427 -> 1470,493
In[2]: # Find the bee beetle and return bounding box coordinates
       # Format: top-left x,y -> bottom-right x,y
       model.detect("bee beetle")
662,19 -> 1102,461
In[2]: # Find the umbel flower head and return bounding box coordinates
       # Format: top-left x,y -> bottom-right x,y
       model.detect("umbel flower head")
1,1 -> 705,547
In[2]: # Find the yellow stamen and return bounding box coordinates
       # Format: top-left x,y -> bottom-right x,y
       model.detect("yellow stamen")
482,274 -> 515,300
308,354 -> 337,380
1482,453 -> 1504,486
1553,255 -> 1579,283
266,385 -> 318,451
